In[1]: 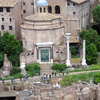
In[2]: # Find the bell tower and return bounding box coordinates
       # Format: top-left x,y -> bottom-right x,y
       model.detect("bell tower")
36,0 -> 48,13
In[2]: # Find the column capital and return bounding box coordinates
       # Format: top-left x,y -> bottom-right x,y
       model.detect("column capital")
65,33 -> 71,36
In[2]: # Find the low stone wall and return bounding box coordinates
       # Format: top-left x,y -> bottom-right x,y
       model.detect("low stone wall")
1,81 -> 100,100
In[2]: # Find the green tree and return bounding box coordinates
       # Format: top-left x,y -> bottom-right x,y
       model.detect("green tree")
0,32 -> 23,67
70,46 -> 77,58
8,54 -> 20,67
92,4 -> 100,24
2,32 -> 22,56
92,4 -> 100,34
86,43 -> 98,65
0,53 -> 4,67
79,28 -> 100,51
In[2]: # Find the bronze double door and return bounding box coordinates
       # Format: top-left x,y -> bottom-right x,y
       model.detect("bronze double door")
41,49 -> 49,62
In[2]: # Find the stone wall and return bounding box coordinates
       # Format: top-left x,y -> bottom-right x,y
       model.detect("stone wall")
2,80 -> 100,100
0,8 -> 15,36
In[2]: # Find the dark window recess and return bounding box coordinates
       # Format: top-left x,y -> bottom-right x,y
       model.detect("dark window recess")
27,53 -> 30,56
55,5 -> 60,14
2,18 -> 4,21
10,18 -> 12,21
21,14 -> 23,18
1,25 -> 4,30
86,13 -> 88,16
23,2 -> 25,5
31,3 -> 33,5
67,3 -> 70,6
23,10 -> 26,13
21,5 -> 22,9
73,3 -> 76,6
73,12 -> 76,15
6,8 -> 10,12
9,26 -> 12,30
31,52 -> 34,55
48,6 -> 52,13
0,7 -> 3,12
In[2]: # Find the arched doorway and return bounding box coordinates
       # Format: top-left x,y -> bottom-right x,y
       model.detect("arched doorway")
55,5 -> 60,14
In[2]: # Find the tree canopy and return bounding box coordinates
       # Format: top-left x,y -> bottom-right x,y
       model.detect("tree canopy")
86,43 -> 98,65
0,32 -> 23,67
79,28 -> 100,51
92,4 -> 100,24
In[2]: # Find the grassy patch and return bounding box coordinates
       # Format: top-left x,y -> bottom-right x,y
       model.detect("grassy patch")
60,72 -> 97,87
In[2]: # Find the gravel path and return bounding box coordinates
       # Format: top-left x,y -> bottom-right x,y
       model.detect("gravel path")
69,70 -> 100,75
1,69 -> 100,83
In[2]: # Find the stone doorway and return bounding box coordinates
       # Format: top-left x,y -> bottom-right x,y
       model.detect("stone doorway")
40,49 -> 49,62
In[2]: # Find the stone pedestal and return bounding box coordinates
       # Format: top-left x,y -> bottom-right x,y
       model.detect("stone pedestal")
3,54 -> 11,76
20,62 -> 27,75
20,62 -> 25,69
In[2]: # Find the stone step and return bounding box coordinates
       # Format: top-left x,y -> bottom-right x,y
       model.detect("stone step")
41,71 -> 52,73
41,68 -> 51,70
41,67 -> 51,68
41,68 -> 51,69
40,63 -> 53,75
41,70 -> 52,72
40,65 -> 51,67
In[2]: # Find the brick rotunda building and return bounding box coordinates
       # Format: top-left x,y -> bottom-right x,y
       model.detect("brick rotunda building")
20,0 -> 70,74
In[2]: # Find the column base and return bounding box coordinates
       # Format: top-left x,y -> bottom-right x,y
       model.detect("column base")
51,59 -> 53,63
51,59 -> 53,66
81,59 -> 87,66
37,59 -> 40,63
66,60 -> 72,67
20,62 -> 25,69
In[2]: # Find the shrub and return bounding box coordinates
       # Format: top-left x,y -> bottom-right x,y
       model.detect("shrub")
89,65 -> 100,70
52,63 -> 66,72
60,72 -> 93,87
86,43 -> 98,65
70,46 -> 77,57
79,28 -> 100,51
93,72 -> 100,84
10,67 -> 21,75
25,63 -> 40,76
0,53 -> 4,67
13,73 -> 24,79
5,82 -> 11,85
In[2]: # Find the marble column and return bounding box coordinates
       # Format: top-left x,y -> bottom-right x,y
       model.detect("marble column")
37,47 -> 39,62
50,46 -> 53,63
82,40 -> 87,66
34,0 -> 36,14
66,33 -> 72,67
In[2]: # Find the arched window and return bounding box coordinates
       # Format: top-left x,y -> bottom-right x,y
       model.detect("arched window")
55,5 -> 60,14
40,7 -> 42,13
44,7 -> 45,13
48,5 -> 52,13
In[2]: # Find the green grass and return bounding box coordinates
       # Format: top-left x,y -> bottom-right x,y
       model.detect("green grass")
54,57 -> 100,74
60,72 -> 97,87
68,65 -> 100,73
1,73 -> 24,80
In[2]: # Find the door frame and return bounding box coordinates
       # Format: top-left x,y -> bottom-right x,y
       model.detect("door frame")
39,48 -> 50,62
